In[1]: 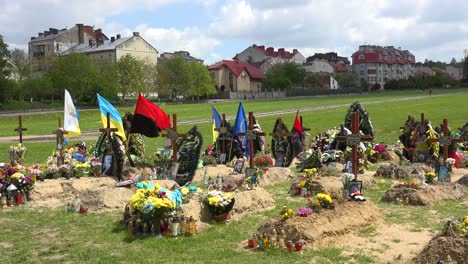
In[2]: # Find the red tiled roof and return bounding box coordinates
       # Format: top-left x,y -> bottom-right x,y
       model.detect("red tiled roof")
208,60 -> 267,80
334,64 -> 351,72
83,25 -> 107,40
253,45 -> 296,59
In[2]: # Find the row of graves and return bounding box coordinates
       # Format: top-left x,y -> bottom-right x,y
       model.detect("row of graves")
2,94 -> 468,262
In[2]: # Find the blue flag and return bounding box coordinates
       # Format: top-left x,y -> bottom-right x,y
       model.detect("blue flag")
97,93 -> 127,141
232,102 -> 249,158
211,105 -> 222,143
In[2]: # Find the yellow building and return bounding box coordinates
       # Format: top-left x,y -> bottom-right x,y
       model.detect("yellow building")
63,32 -> 158,64
208,59 -> 266,94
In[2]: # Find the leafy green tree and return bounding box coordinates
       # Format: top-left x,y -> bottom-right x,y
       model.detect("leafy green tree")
263,62 -> 305,90
463,56 -> 468,84
303,72 -> 322,88
0,35 -> 12,78
46,53 -> 99,101
334,72 -> 355,88
157,57 -> 192,99
187,62 -> 216,102
10,48 -> 30,80
94,60 -> 119,100
117,54 -> 145,101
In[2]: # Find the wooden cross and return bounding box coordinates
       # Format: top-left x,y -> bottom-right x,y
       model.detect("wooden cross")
335,112 -> 373,180
52,117 -> 68,166
99,112 -> 118,141
162,114 -> 188,162
214,113 -> 230,155
237,112 -> 266,169
14,115 -> 28,143
428,119 -> 463,165
300,116 -> 311,132
400,113 -> 425,131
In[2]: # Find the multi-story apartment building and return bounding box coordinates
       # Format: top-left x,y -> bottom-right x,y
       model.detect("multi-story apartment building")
29,24 -> 107,77
233,44 -> 306,73
159,51 -> 203,64
306,52 -> 350,66
352,45 -> 416,88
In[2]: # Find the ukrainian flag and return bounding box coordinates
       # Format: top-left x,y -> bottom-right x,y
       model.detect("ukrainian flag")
211,105 -> 222,143
97,93 -> 127,141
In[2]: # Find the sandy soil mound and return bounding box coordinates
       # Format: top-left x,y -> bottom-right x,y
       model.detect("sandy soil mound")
457,175 -> 468,186
382,183 -> 468,206
258,167 -> 295,186
291,173 -> 376,196
414,232 -> 468,264
256,201 -> 383,247
192,165 -> 233,182
27,177 -> 178,211
180,188 -> 275,231
376,163 -> 432,179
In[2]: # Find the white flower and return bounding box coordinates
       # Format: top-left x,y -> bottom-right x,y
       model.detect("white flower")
447,158 -> 456,165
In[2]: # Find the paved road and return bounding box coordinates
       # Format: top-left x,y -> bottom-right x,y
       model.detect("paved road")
0,93 -> 456,143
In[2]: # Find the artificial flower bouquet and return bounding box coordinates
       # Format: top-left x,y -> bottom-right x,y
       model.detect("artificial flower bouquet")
8,143 -> 26,165
180,185 -> 202,202
452,215 -> 468,234
74,163 -> 91,178
296,207 -> 313,217
129,181 -> 178,218
307,193 -> 333,212
254,155 -> 273,170
203,190 -> 235,216
425,172 -> 436,183
279,206 -> 295,221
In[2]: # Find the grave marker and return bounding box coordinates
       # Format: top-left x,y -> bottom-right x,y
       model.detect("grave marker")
99,112 -> 119,176
52,117 -> 68,166
428,119 -> 463,165
237,112 -> 266,169
214,113 -> 231,162
14,115 -> 28,143
269,118 -> 292,167
335,112 -> 373,180
162,114 -> 188,162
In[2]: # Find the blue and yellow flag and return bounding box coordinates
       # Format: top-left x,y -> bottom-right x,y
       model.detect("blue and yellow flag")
211,105 -> 222,143
97,93 -> 126,141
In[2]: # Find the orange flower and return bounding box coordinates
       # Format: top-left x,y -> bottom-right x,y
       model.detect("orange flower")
315,202 -> 321,207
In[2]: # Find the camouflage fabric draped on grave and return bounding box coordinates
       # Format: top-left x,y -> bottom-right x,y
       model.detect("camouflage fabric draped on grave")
175,126 -> 203,186
271,119 -> 304,167
123,113 -> 145,160
344,102 -> 375,137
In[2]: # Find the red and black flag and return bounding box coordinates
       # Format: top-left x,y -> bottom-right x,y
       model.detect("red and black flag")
130,93 -> 171,137
292,110 -> 303,135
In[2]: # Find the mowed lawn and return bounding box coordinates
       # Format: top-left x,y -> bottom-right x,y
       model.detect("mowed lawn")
1,88 -> 468,165
1,89 -> 468,263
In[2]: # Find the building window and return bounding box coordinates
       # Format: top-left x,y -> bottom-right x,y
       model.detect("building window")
368,69 -> 376,74
360,70 -> 364,75
229,72 -> 234,91
359,54 -> 364,60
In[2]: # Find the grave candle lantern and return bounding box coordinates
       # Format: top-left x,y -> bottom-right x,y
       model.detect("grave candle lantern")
294,241 -> 303,251
286,240 -> 293,251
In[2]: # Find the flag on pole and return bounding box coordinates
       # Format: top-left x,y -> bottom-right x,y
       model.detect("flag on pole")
130,93 -> 171,137
211,105 -> 222,143
97,93 -> 127,141
232,102 -> 249,158
64,89 -> 81,138
292,110 -> 303,135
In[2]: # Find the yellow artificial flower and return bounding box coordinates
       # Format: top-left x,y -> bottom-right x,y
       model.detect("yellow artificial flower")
196,188 -> 203,194
223,193 -> 233,199
299,180 -> 306,187
181,188 -> 189,196
208,196 -> 219,206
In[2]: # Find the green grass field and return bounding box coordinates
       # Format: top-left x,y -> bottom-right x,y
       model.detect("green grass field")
1,89 -> 468,263
1,88 -> 468,165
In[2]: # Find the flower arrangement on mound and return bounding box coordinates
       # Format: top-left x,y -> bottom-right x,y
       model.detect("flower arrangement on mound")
296,207 -> 313,217
452,216 -> 468,234
279,206 -> 295,221
307,193 -> 334,212
129,182 -> 179,217
425,172 -> 436,183
8,143 -> 26,165
0,163 -> 36,205
180,185 -> 202,203
254,155 -> 273,171
203,190 -> 235,217
398,180 -> 419,188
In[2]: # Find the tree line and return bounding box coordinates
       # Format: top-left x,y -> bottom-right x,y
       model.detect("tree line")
0,35 -> 216,106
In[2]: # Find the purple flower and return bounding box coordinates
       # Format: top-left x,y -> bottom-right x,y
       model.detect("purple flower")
296,207 -> 313,217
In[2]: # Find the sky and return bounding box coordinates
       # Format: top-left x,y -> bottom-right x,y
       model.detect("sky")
1,0 -> 468,65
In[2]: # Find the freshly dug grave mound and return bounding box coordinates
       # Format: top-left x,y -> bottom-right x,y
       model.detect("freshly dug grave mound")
258,167 -> 295,186
192,165 -> 233,182
414,232 -> 468,264
256,201 -> 383,247
375,163 -> 432,179
382,183 -> 468,206
28,177 -> 178,211
292,173 -> 376,196
180,188 -> 275,231
456,174 -> 468,186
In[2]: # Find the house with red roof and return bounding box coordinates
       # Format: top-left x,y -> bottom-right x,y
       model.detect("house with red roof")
208,59 -> 267,96
233,44 -> 305,73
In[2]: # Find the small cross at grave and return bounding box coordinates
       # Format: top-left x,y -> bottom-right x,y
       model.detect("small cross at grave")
335,112 -> 373,180
52,117 -> 68,166
162,114 -> 188,162
300,116 -> 311,132
14,115 -> 28,143
400,113 -> 426,132
237,112 -> 266,169
270,118 -> 293,167
214,113 -> 231,161
428,119 -> 463,165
